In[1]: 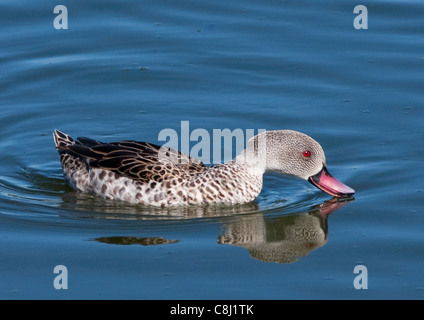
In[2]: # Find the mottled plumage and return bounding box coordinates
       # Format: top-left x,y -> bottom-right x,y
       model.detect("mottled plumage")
53,129 -> 354,207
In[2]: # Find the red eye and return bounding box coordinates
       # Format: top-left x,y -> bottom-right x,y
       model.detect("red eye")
303,151 -> 311,158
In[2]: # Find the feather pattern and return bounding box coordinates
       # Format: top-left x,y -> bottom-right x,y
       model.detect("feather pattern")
67,139 -> 207,183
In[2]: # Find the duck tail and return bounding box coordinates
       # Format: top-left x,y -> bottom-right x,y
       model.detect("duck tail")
53,130 -> 91,192
53,129 -> 76,150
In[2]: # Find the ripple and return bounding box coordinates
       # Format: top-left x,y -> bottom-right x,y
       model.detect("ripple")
0,161 -> 352,224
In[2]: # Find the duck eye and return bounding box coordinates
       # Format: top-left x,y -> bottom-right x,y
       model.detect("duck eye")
303,151 -> 311,158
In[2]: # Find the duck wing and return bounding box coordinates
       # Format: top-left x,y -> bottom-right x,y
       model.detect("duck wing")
67,138 -> 207,183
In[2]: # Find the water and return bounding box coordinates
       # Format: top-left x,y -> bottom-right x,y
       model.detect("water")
0,0 -> 423,300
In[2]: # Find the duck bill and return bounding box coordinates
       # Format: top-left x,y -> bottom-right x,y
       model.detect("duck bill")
308,166 -> 355,198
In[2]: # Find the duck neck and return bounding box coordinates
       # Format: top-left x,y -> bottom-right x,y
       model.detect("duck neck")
234,132 -> 268,175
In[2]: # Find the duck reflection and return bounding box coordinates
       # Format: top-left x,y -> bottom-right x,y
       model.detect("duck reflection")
85,196 -> 352,263
218,199 -> 350,263
33,169 -> 353,262
94,236 -> 179,246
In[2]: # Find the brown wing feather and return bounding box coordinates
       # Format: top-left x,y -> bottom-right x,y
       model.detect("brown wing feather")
66,139 -> 207,183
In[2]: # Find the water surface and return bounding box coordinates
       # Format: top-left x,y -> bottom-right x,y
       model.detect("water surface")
0,0 -> 423,299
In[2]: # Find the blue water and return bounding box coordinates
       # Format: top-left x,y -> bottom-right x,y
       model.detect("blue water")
0,0 -> 423,299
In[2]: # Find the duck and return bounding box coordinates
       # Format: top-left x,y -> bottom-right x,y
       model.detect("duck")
53,129 -> 354,207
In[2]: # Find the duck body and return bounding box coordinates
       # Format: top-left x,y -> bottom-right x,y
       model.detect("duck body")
53,129 -> 354,207
53,130 -> 264,206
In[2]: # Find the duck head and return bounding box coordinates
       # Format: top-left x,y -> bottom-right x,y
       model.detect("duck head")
243,130 -> 355,198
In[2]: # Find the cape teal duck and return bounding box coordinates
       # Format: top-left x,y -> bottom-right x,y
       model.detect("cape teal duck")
53,129 -> 354,207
